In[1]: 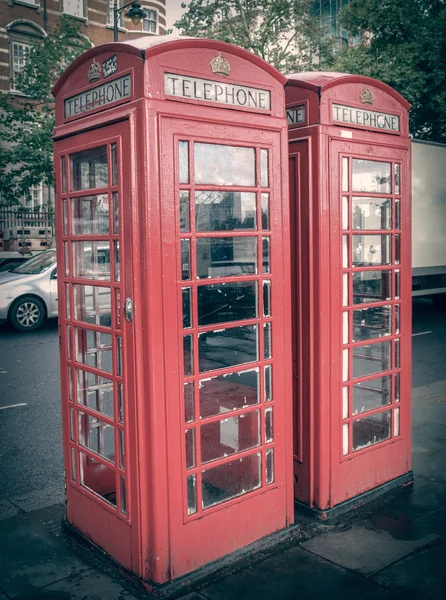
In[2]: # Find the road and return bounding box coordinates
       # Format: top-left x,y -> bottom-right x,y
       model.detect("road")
0,299 -> 445,515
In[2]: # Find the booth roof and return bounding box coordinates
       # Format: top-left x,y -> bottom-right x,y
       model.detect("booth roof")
286,71 -> 410,109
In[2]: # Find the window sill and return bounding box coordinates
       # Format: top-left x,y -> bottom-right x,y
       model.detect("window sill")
105,25 -> 127,33
62,13 -> 87,24
11,1 -> 40,10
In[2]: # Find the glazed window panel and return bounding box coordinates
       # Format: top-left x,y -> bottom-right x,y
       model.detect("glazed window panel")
353,341 -> 391,378
198,325 -> 258,373
199,368 -> 259,418
76,369 -> 114,418
352,375 -> 392,416
73,285 -> 112,327
201,410 -> 260,464
74,327 -> 113,373
80,451 -> 116,507
353,305 -> 392,342
70,146 -> 108,191
196,237 -> 257,278
195,191 -> 256,231
197,281 -> 257,326
352,409 -> 391,451
352,198 -> 392,230
194,143 -> 255,186
352,159 -> 391,194
72,241 -> 110,280
352,235 -> 391,266
353,271 -> 392,304
78,412 -> 115,463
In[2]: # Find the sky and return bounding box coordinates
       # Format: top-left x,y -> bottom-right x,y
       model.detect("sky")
165,0 -> 191,32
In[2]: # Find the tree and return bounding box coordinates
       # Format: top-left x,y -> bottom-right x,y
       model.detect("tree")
0,17 -> 91,206
335,0 -> 446,143
174,0 -> 334,74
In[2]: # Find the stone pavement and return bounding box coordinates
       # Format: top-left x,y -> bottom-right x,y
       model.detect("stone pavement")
1,378 -> 445,600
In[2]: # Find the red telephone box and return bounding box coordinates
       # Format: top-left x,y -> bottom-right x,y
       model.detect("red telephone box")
286,73 -> 412,515
52,37 -> 293,585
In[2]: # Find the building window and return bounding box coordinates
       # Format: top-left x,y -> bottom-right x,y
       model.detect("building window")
12,0 -> 40,6
107,0 -> 124,28
142,8 -> 157,33
62,0 -> 86,19
12,42 -> 31,91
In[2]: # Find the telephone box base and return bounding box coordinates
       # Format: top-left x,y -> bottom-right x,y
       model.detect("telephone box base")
295,471 -> 414,522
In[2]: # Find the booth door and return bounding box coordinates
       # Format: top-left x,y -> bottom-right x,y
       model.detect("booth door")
55,122 -> 138,571
160,118 -> 293,578
330,139 -> 411,504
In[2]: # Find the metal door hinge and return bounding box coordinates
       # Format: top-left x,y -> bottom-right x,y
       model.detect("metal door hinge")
125,297 -> 133,322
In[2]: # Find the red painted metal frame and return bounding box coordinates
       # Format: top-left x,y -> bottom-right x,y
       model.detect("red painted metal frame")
286,73 -> 412,511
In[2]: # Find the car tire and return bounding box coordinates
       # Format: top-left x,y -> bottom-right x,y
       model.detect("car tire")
9,295 -> 46,332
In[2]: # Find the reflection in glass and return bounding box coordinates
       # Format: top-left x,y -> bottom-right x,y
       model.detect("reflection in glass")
120,476 -> 127,515
395,373 -> 400,402
260,149 -> 269,187
117,382 -> 124,423
342,157 -> 349,192
395,304 -> 400,334
395,199 -> 400,229
202,452 -> 261,509
197,281 -> 257,325
264,322 -> 272,359
394,164 -> 400,194
80,451 -> 116,506
72,195 -> 109,235
196,237 -> 257,278
184,335 -> 193,376
352,197 -> 391,230
353,305 -> 391,342
354,374 -> 392,414
201,410 -> 260,463
199,368 -> 259,418
75,328 -> 113,373
185,428 -> 195,469
184,382 -> 194,423
265,365 -> 272,401
352,159 -> 391,194
198,325 -> 258,372
71,146 -> 108,191
261,193 -> 270,230
181,239 -> 191,280
78,412 -> 115,462
194,143 -> 255,186
182,287 -> 192,328
73,285 -> 111,327
395,234 -> 400,264
196,191 -> 256,231
113,192 -> 119,234
353,341 -> 391,379
266,448 -> 274,484
342,196 -> 349,230
395,270 -> 400,298
262,237 -> 270,273
180,191 -> 190,232
114,241 -> 120,282
116,336 -> 122,377
111,143 -> 118,186
353,270 -> 391,304
263,281 -> 271,316
395,339 -> 400,368
187,474 -> 197,515
179,141 -> 189,184
72,241 -> 110,280
353,409 -> 391,451
265,407 -> 273,442
352,235 -> 391,266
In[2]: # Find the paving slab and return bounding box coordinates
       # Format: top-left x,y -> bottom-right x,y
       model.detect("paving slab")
371,540 -> 446,599
197,545 -> 397,600
412,450 -> 446,482
0,505 -> 91,599
412,421 -> 446,453
7,485 -> 65,514
300,520 -> 439,576
0,498 -> 21,521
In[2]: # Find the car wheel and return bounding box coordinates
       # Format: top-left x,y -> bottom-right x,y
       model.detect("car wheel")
10,296 -> 46,332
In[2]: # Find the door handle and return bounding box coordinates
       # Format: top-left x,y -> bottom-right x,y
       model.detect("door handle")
125,297 -> 133,322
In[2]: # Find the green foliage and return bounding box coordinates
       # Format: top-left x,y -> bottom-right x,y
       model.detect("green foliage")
335,0 -> 446,143
175,0 -> 334,73
0,16 -> 91,206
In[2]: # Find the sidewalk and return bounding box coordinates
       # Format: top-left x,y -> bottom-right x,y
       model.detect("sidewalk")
1,379 -> 445,600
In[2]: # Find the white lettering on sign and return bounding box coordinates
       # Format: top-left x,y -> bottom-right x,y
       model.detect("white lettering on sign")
287,105 -> 306,126
332,103 -> 400,132
164,73 -> 271,111
64,74 -> 132,118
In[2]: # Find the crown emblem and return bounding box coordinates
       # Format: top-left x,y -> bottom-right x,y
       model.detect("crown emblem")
210,52 -> 231,77
360,87 -> 374,106
88,59 -> 101,83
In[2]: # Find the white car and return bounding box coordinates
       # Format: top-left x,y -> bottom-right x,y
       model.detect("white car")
0,249 -> 58,331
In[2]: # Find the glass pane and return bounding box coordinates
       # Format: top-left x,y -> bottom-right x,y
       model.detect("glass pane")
119,429 -> 125,469
120,476 -> 127,515
395,270 -> 400,298
265,365 -> 272,401
194,143 -> 255,186
343,273 -> 349,306
266,448 -> 274,484
394,164 -> 400,194
201,410 -> 260,464
343,312 -> 349,344
395,234 -> 401,264
353,375 -> 391,415
78,412 -> 115,462
260,149 -> 269,187
114,241 -> 120,282
111,143 -> 118,187
77,369 -> 114,418
80,451 -> 116,506
265,407 -> 273,442
343,424 -> 349,455
261,193 -> 270,230
61,156 -> 67,193
117,382 -> 124,422
342,157 -> 349,192
70,146 -> 108,191
71,195 -> 109,235
75,328 -> 113,373
200,368 -> 259,418
182,287 -> 192,328
113,192 -> 119,234
342,196 -> 349,230
73,285 -> 111,327
394,407 -> 400,437
395,339 -> 400,368
64,242 -> 69,276
181,239 -> 191,280
395,304 -> 400,334
116,336 -> 122,377
353,409 -> 391,451
353,341 -> 391,379
72,241 -> 110,280
180,191 -> 190,232
196,191 -> 256,231
353,270 -> 392,304
197,281 -> 257,326
343,236 -> 349,268
71,448 -> 76,482
343,348 -> 349,382
395,199 -> 400,229
343,387 -> 349,419
353,305 -> 392,342
179,141 -> 189,184
187,474 -> 197,515
352,235 -> 391,267
352,198 -> 391,230
395,373 -> 400,402
185,428 -> 195,469
198,325 -> 258,373
202,452 -> 261,509
66,325 -> 72,360
263,281 -> 271,316
196,237 -> 257,278
264,322 -> 272,359
184,382 -> 194,423
184,335 -> 193,376
63,199 -> 69,235
262,237 -> 270,273
352,159 -> 391,194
